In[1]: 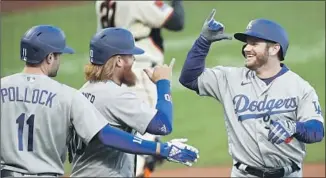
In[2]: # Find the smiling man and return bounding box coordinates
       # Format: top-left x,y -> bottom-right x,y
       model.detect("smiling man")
178,9 -> 324,178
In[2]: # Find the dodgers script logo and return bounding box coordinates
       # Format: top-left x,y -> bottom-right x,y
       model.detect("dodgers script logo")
233,94 -> 298,121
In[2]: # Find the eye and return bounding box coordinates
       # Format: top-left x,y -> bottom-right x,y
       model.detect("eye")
252,42 -> 258,46
246,39 -> 260,46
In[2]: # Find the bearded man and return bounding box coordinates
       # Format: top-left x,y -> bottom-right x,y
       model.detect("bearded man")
68,27 -> 193,177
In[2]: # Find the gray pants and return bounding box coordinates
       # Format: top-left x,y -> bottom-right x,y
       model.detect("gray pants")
1,169 -> 60,177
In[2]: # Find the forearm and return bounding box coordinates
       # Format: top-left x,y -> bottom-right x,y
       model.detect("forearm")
98,124 -> 168,156
179,36 -> 211,92
295,120 -> 324,143
164,0 -> 184,31
146,79 -> 173,135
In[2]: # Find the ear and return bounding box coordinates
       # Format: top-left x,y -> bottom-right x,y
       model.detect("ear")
115,55 -> 124,68
45,53 -> 54,64
269,44 -> 281,56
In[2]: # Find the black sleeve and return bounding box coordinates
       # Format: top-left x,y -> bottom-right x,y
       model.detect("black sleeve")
163,0 -> 185,31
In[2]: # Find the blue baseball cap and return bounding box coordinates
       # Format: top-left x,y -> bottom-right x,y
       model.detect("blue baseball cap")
89,27 -> 144,65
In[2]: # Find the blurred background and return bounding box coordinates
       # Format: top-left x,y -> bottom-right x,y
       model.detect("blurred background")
1,1 -> 325,177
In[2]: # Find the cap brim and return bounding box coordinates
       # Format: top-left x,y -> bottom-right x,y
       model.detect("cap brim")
60,46 -> 75,54
129,46 -> 144,55
118,46 -> 144,56
234,33 -> 249,43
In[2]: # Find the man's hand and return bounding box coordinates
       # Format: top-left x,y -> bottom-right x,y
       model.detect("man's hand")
267,119 -> 297,144
200,9 -> 232,42
160,138 -> 199,166
144,58 -> 175,84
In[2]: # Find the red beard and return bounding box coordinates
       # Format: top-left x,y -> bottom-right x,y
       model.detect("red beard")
121,66 -> 137,87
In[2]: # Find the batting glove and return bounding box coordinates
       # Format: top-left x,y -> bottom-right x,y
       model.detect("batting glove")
200,9 -> 232,43
267,119 -> 296,144
160,138 -> 199,166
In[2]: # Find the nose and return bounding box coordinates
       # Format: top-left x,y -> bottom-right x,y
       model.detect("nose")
243,44 -> 253,52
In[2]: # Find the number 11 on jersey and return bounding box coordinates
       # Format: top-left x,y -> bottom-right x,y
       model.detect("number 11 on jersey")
16,113 -> 35,151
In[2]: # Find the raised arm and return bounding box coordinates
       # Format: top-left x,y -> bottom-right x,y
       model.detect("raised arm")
110,79 -> 173,136
179,9 -> 232,93
145,79 -> 173,135
106,59 -> 175,136
179,37 -> 211,93
144,58 -> 175,135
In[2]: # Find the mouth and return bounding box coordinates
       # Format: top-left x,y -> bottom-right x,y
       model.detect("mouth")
245,54 -> 255,61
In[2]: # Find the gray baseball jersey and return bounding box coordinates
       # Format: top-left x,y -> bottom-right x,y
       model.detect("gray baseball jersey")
197,66 -> 324,170
69,80 -> 156,177
0,73 -> 108,175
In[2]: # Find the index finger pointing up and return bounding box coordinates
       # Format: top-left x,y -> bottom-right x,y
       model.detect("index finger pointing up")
169,58 -> 176,69
206,9 -> 216,21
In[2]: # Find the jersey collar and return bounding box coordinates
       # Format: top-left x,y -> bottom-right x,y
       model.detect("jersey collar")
243,63 -> 290,97
259,63 -> 289,85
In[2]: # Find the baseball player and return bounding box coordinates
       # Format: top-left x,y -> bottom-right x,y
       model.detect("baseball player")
179,9 -> 324,177
68,27 -> 186,177
94,1 -> 185,176
0,25 -> 199,177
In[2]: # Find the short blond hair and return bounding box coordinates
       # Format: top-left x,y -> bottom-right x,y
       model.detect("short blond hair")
84,56 -> 118,82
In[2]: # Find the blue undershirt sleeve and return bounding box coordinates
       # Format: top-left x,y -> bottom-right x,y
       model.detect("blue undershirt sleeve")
295,119 -> 324,143
98,124 -> 159,155
145,79 -> 173,135
179,36 -> 211,93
